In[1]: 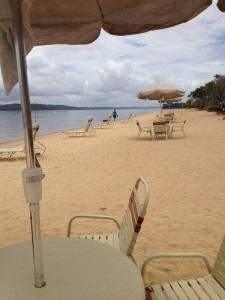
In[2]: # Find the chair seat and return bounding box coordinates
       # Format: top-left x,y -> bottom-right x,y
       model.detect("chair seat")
77,233 -> 120,249
149,274 -> 225,300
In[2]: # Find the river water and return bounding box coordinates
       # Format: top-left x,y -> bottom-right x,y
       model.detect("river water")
0,108 -> 159,144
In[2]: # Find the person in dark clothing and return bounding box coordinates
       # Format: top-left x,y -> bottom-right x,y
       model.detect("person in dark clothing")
112,109 -> 118,121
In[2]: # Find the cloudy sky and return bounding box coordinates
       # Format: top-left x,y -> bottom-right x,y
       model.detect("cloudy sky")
0,1 -> 224,107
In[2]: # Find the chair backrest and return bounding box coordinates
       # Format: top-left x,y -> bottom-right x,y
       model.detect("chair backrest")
127,113 -> 133,121
211,235 -> 225,289
136,120 -> 142,133
32,122 -> 40,140
84,118 -> 93,132
106,115 -> 112,124
153,121 -> 167,133
164,112 -> 174,121
118,177 -> 150,257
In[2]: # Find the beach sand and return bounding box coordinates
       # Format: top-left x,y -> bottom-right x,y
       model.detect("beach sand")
0,109 -> 225,286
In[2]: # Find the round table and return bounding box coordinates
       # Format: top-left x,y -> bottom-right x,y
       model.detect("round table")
0,237 -> 145,300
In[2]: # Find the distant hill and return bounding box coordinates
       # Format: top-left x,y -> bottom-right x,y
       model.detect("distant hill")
0,103 -> 153,111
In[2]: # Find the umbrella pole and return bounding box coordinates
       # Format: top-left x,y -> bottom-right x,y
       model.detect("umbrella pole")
12,0 -> 45,288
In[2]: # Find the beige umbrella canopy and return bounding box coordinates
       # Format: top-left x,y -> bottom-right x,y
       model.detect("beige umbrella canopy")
137,83 -> 185,113
161,97 -> 183,111
160,97 -> 182,103
137,83 -> 185,101
1,0 -> 225,94
29,0 -> 219,46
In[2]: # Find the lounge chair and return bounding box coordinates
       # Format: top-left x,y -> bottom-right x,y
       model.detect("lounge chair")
95,115 -> 114,129
170,120 -> 186,138
32,122 -> 47,155
0,146 -> 25,161
67,176 -> 150,262
0,123 -> 45,161
63,118 -> 96,137
153,120 -> 169,140
126,113 -> 134,122
142,234 -> 225,300
117,113 -> 134,124
136,120 -> 153,140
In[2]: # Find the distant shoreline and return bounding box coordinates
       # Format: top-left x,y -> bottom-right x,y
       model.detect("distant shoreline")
0,103 -> 156,111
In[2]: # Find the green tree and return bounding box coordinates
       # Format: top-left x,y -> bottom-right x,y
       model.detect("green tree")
188,74 -> 225,109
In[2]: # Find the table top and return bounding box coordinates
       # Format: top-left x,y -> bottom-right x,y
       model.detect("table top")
0,237 -> 145,300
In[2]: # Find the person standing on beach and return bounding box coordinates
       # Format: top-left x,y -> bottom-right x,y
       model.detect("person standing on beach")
112,109 -> 118,121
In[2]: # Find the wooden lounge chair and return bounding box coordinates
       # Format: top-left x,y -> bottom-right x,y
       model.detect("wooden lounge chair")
142,234 -> 225,300
67,176 -> 150,262
171,120 -> 186,138
153,120 -> 169,140
63,118 -> 96,137
32,122 -> 47,155
95,115 -> 114,129
136,120 -> 153,140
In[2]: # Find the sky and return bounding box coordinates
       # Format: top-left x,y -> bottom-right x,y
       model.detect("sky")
0,1 -> 225,108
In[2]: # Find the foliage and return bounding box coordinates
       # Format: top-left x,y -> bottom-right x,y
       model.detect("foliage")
187,74 -> 225,109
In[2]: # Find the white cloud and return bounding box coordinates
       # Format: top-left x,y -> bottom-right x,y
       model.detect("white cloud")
0,2 -> 225,106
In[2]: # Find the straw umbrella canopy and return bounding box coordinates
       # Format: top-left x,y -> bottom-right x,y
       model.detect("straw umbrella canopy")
0,0 -> 224,291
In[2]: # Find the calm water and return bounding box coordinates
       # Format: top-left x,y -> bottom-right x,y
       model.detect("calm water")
0,108 -> 159,144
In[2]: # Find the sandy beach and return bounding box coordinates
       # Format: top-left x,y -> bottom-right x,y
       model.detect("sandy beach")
0,108 -> 225,286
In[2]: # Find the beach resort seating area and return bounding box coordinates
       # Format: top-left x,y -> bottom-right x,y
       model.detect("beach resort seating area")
136,113 -> 186,140
1,109 -> 225,300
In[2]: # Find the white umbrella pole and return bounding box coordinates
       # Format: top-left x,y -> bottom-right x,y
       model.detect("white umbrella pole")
12,0 -> 45,288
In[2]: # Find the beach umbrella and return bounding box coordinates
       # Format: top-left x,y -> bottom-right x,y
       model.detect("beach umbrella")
137,83 -> 185,113
160,97 -> 182,111
0,0 -> 224,291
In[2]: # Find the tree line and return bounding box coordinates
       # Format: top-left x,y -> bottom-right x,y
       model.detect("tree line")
186,74 -> 225,111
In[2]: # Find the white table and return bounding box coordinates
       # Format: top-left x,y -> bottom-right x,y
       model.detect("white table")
0,237 -> 145,300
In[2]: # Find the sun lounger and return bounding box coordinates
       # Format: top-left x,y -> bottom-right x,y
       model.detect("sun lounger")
67,176 -> 150,263
0,122 -> 45,161
142,234 -> 225,300
116,113 -> 134,124
95,115 -> 114,129
0,147 -> 25,161
32,122 -> 47,155
63,118 -> 96,137
136,120 -> 152,140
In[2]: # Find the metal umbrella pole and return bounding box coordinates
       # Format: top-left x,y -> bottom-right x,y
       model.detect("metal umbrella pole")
12,0 -> 45,288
